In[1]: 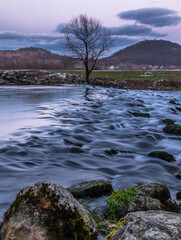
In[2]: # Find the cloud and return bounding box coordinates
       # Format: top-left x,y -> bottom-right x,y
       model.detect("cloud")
0,31 -> 65,53
0,31 -> 61,42
118,8 -> 181,27
109,25 -> 166,37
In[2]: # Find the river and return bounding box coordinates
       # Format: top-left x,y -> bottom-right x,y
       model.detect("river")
0,85 -> 181,220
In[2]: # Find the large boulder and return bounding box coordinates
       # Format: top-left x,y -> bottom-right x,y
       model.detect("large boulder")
106,211 -> 181,240
0,182 -> 97,240
67,180 -> 113,198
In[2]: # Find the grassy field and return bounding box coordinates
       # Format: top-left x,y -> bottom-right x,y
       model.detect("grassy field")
55,70 -> 181,81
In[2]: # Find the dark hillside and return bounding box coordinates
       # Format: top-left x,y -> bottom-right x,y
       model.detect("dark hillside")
101,40 -> 181,67
0,47 -> 80,70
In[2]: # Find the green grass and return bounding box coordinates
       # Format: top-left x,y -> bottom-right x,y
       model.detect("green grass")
106,188 -> 138,220
53,70 -> 181,81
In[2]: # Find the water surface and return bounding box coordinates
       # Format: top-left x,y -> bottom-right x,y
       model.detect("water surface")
0,85 -> 181,219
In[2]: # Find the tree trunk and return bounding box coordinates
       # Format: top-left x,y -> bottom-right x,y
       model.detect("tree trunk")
85,69 -> 90,83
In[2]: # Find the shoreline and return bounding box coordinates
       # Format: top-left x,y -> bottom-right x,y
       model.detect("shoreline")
0,70 -> 181,90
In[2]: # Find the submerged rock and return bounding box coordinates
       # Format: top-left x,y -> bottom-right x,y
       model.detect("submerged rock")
162,118 -> 175,125
67,180 -> 113,198
105,149 -> 118,155
169,100 -> 180,105
163,124 -> 181,135
148,151 -> 175,162
0,182 -> 97,240
69,147 -> 85,153
64,139 -> 83,147
106,211 -> 181,240
174,171 -> 181,179
128,111 -> 150,117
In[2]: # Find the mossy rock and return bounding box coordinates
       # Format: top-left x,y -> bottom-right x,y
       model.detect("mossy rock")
67,180 -> 113,198
105,218 -> 127,240
105,183 -> 171,220
128,111 -> 150,117
111,195 -> 165,219
134,183 -> 170,203
148,151 -> 175,162
165,199 -> 181,212
0,182 -> 97,240
163,124 -> 181,135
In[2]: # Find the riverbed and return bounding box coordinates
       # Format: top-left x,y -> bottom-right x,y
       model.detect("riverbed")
0,85 -> 181,220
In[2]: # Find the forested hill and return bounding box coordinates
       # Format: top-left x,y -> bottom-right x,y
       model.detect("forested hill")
0,47 -> 78,70
0,40 -> 181,70
102,40 -> 181,67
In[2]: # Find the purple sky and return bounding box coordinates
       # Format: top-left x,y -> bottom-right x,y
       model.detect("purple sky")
0,0 -> 181,54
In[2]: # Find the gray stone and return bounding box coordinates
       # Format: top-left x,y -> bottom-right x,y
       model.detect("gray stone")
67,180 -> 113,198
0,182 -> 97,240
106,211 -> 181,240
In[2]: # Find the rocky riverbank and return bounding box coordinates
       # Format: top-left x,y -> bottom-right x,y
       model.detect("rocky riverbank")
1,180 -> 181,239
0,70 -> 181,90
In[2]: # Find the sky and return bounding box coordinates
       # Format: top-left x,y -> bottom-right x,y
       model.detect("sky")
0,0 -> 181,55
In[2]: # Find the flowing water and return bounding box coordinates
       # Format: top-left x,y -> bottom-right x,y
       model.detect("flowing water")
0,85 -> 181,220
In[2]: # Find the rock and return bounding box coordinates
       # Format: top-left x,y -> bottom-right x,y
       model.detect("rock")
69,147 -> 85,153
107,195 -> 165,220
148,151 -> 175,162
162,119 -> 175,125
64,138 -> 83,147
169,100 -> 180,105
106,211 -> 181,240
106,183 -> 172,220
163,124 -> 181,135
165,199 -> 181,212
67,180 -> 113,198
128,111 -> 150,117
176,107 -> 181,112
174,171 -> 181,179
105,149 -> 118,155
0,182 -> 97,240
134,183 -> 170,203
176,191 -> 181,200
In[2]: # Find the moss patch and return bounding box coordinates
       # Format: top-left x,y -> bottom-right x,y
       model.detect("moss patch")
105,218 -> 127,240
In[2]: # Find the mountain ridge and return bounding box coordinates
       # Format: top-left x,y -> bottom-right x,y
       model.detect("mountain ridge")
0,40 -> 181,70
101,40 -> 181,68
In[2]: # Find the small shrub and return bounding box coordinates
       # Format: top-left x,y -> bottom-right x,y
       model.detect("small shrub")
106,188 -> 138,219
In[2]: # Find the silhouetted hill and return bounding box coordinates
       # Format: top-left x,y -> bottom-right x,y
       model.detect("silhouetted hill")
101,40 -> 181,68
0,47 -> 80,70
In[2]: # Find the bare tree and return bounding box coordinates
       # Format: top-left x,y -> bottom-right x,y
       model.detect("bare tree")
63,14 -> 112,82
